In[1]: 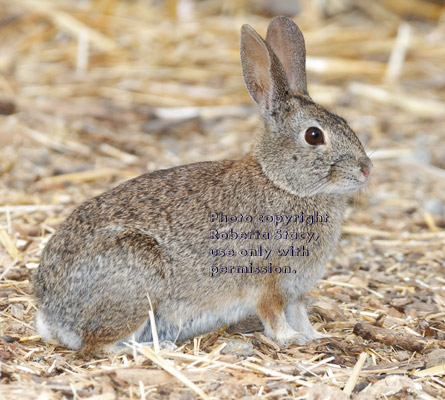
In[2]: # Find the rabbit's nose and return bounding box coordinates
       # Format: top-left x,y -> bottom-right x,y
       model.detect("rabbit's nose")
360,157 -> 373,177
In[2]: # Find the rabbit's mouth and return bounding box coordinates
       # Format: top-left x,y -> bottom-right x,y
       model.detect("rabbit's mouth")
338,175 -> 370,193
321,168 -> 370,195
325,155 -> 372,194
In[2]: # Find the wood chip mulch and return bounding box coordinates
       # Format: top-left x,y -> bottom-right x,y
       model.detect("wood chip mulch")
0,0 -> 444,399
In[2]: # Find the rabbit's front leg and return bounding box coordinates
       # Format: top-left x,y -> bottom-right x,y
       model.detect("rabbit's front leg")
256,290 -> 307,347
284,300 -> 330,342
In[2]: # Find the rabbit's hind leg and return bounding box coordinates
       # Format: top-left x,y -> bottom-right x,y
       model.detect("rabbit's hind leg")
108,315 -> 178,354
35,227 -> 167,356
77,229 -> 168,355
35,309 -> 83,350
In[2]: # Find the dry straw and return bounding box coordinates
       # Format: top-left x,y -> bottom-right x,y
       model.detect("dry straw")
0,0 -> 444,398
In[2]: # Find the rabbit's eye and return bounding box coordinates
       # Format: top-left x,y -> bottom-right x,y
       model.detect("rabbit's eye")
305,127 -> 325,145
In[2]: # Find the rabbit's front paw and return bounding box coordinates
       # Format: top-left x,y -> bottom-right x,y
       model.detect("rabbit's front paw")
276,330 -> 330,347
275,331 -> 309,347
294,330 -> 330,344
312,330 -> 331,340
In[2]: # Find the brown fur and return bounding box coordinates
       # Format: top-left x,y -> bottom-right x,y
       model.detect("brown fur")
32,17 -> 372,354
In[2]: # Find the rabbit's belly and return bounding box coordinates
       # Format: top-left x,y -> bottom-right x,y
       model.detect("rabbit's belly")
134,299 -> 255,343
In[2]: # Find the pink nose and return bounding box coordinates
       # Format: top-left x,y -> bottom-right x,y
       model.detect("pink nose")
359,157 -> 372,178
360,157 -> 372,178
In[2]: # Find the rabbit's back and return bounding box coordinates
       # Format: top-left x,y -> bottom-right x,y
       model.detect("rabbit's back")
36,154 -> 344,286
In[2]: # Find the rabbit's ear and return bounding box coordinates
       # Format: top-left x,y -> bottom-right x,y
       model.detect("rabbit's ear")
240,24 -> 289,111
265,16 -> 308,96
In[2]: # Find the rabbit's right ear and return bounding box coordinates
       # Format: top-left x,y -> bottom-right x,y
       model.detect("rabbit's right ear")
240,24 -> 288,111
265,16 -> 308,97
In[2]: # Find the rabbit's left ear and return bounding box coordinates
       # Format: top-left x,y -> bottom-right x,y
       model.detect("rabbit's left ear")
240,24 -> 289,112
266,16 -> 308,97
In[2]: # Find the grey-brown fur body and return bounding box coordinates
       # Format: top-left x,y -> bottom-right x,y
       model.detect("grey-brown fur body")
33,17 -> 372,355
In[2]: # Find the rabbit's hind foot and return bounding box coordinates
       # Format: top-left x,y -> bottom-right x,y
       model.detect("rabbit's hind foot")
35,309 -> 83,351
111,339 -> 177,355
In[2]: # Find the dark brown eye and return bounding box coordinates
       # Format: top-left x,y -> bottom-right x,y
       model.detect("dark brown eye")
304,127 -> 325,145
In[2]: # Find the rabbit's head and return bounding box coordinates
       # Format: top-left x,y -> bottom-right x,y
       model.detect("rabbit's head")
241,16 -> 372,198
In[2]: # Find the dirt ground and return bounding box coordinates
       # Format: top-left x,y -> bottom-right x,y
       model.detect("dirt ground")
0,0 -> 444,399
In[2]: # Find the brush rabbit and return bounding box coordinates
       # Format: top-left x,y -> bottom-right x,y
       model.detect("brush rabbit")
33,16 -> 372,355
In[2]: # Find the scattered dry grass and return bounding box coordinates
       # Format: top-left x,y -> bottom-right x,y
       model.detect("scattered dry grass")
0,0 -> 444,399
